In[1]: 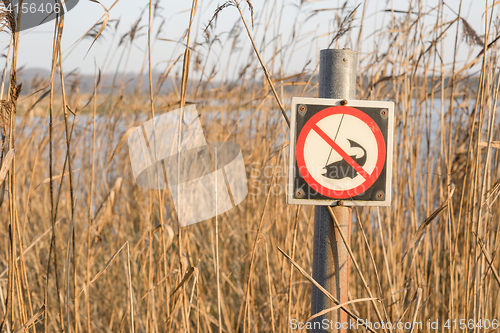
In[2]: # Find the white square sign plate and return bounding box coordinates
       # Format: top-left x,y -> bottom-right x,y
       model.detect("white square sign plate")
288,97 -> 394,206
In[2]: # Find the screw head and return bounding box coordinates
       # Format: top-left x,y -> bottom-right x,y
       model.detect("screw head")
376,191 -> 384,200
381,109 -> 388,118
298,104 -> 307,114
340,99 -> 348,106
295,189 -> 304,198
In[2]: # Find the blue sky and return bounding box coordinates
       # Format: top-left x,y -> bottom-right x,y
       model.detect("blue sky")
0,0 -> 491,77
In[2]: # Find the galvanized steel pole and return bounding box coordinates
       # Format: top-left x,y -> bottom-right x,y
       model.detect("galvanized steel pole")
311,49 -> 357,333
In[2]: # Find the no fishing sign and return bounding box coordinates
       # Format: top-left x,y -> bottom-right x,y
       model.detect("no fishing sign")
287,98 -> 394,206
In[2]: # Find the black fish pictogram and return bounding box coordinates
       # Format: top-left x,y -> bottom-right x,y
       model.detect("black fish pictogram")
322,139 -> 367,179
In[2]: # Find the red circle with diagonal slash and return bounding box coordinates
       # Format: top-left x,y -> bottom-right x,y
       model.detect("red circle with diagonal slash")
296,105 -> 386,199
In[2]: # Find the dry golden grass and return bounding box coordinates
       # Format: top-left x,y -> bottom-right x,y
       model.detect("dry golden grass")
1,0 -> 500,332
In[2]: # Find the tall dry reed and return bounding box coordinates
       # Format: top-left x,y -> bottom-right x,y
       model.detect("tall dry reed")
0,0 -> 499,332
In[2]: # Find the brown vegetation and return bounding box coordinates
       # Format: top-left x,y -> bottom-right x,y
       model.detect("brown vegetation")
1,0 -> 500,332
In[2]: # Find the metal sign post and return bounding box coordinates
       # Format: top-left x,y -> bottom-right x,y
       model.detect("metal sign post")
288,48 -> 394,332
311,49 -> 357,332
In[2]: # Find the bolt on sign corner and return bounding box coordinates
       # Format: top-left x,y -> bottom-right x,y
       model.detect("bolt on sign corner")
288,97 -> 394,206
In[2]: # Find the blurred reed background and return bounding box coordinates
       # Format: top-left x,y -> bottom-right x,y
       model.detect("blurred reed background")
0,0 -> 500,332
